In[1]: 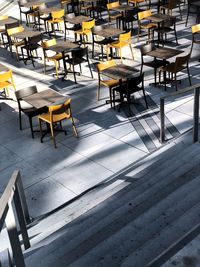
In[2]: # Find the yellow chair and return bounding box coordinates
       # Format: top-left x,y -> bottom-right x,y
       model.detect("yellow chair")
0,15 -> 8,44
41,38 -> 63,78
47,9 -> 64,35
137,9 -> 157,42
96,60 -> 120,105
107,1 -> 121,28
0,69 -> 16,97
191,24 -> 200,53
75,19 -> 95,46
7,26 -> 25,61
38,98 -> 78,148
107,31 -> 134,63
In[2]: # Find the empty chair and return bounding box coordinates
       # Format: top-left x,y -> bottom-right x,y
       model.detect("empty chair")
191,23 -> 200,53
15,86 -> 47,138
18,0 -> 34,25
160,0 -> 182,20
137,9 -> 157,42
0,15 -> 8,44
2,20 -> 20,49
65,47 -> 93,83
186,0 -> 199,26
120,8 -> 139,31
159,52 -> 192,91
64,13 -> 81,41
74,19 -> 95,46
112,72 -> 148,111
41,38 -> 63,78
107,1 -> 122,28
38,98 -> 78,148
0,69 -> 16,97
96,59 -> 120,105
7,26 -> 25,61
107,30 -> 134,63
46,9 -> 65,36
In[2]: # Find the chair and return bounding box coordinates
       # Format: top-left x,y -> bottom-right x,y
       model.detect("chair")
2,21 -> 20,49
112,72 -> 148,111
41,38 -> 63,78
92,25 -> 114,60
64,13 -> 81,41
0,15 -> 8,44
79,0 -> 93,15
137,9 -> 157,42
159,52 -> 192,91
107,30 -> 134,63
128,0 -> 146,7
0,69 -> 16,97
120,8 -> 139,31
7,26 -> 25,61
46,9 -> 65,36
191,23 -> 200,54
18,0 -> 34,25
160,0 -> 182,20
96,60 -> 120,105
74,19 -> 95,46
15,86 -> 47,138
140,43 -> 169,86
153,17 -> 178,46
185,0 -> 199,26
30,3 -> 51,31
38,98 -> 78,148
107,1 -> 122,28
65,47 -> 93,83
21,34 -> 42,67
89,0 -> 107,20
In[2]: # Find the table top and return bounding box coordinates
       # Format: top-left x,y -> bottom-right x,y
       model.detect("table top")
111,5 -> 133,12
39,7 -> 63,14
22,89 -> 67,109
191,0 -> 200,6
0,17 -> 18,27
146,47 -> 183,60
22,1 -> 44,8
11,29 -> 41,39
101,64 -> 139,80
93,26 -> 124,38
146,13 -> 173,23
49,40 -> 79,53
65,15 -> 91,24
0,63 -> 9,72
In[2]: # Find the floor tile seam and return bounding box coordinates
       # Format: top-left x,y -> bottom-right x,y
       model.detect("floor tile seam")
165,107 -> 194,120
50,177 -> 78,197
0,158 -> 24,177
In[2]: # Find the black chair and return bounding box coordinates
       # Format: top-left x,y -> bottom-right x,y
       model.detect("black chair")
112,72 -> 148,111
154,17 -> 178,46
120,8 -> 139,31
64,13 -> 81,41
15,86 -> 47,138
2,21 -> 20,49
65,47 -> 93,83
21,34 -> 42,67
18,0 -> 34,25
140,43 -> 169,86
32,3 -> 51,32
185,0 -> 200,26
89,0 -> 107,20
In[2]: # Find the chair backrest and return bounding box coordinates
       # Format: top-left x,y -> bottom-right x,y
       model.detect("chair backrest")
28,34 -> 42,45
164,17 -> 176,28
15,85 -> 38,100
82,19 -> 95,31
175,52 -> 191,69
51,9 -> 64,20
7,26 -> 24,36
0,15 -> 8,20
72,47 -> 88,58
119,31 -> 131,43
127,72 -> 144,91
5,21 -> 20,30
140,42 -> 155,56
124,8 -> 138,19
192,23 -> 200,34
48,98 -> 71,122
0,69 -> 14,83
18,0 -> 28,7
138,9 -> 152,21
97,59 -> 116,72
107,1 -> 120,10
41,38 -> 57,49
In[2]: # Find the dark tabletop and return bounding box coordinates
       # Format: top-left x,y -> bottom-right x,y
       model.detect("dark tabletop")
39,7 -> 63,14
93,26 -> 124,38
11,29 -> 41,39
101,64 -> 139,80
64,15 -> 91,24
146,13 -> 173,23
110,5 -> 133,12
146,47 -> 183,60
22,1 -> 45,8
0,17 -> 18,27
48,40 -> 79,53
22,89 -> 67,109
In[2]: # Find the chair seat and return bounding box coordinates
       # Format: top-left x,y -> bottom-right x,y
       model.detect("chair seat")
155,27 -> 173,33
141,23 -> 157,29
144,59 -> 168,68
0,81 -> 12,89
110,13 -> 122,20
75,28 -> 91,35
109,40 -> 129,48
48,53 -> 63,61
13,40 -> 25,47
38,112 -> 69,123
47,18 -> 63,24
66,57 -> 86,65
161,62 -> 186,73
101,79 -> 119,88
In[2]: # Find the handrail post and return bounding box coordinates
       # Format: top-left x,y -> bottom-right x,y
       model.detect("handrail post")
5,201 -> 26,267
160,98 -> 165,143
193,87 -> 200,143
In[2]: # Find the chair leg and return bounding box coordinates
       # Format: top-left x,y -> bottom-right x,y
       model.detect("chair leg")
19,111 -> 22,130
72,64 -> 77,83
28,116 -> 34,138
97,80 -> 101,100
175,73 -> 178,91
70,116 -> 78,137
187,66 -> 192,86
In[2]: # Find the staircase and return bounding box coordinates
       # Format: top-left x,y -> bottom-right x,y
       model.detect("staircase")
2,131 -> 200,267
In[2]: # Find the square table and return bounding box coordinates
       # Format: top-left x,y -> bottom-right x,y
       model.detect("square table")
0,17 -> 18,27
64,15 -> 91,25
100,64 -> 139,80
93,26 -> 124,39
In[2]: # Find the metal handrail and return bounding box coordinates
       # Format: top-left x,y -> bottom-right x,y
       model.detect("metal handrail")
0,170 -> 31,267
160,83 -> 200,143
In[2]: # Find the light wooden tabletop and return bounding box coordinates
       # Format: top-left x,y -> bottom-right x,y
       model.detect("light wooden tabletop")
146,47 -> 183,60
101,64 -> 139,80
64,15 -> 91,24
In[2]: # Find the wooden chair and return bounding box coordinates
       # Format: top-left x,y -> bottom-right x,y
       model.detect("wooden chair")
137,9 -> 157,42
112,72 -> 148,111
46,9 -> 65,36
15,86 -> 47,138
159,52 -> 192,91
107,30 -> 134,63
7,26 -> 25,61
107,1 -> 122,28
160,0 -> 182,20
41,38 -> 63,78
18,0 -> 34,25
64,13 -> 81,41
0,69 -> 16,97
74,19 -> 95,46
191,24 -> 200,53
96,60 -> 120,105
38,98 -> 78,148
0,15 -> 8,44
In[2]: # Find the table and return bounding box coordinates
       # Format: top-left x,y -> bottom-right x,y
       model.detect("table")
48,40 -> 80,80
146,47 -> 183,86
11,28 -> 41,39
110,4 -> 133,14
22,89 -> 67,109
93,26 -> 124,39
0,17 -> 18,27
101,64 -> 139,80
22,1 -> 44,8
64,15 -> 91,25
39,7 -> 63,14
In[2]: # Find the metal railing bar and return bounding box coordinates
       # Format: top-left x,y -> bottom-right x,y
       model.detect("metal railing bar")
193,87 -> 200,143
